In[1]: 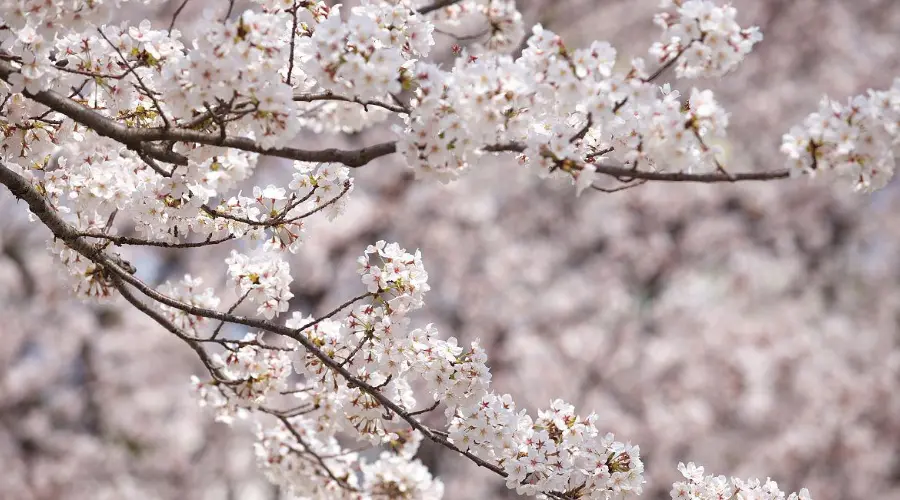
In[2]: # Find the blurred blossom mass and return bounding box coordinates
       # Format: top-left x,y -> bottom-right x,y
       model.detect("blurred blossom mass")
1,1 -> 899,500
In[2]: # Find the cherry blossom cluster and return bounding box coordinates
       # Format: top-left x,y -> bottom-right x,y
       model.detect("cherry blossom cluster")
196,161 -> 354,252
289,161 -> 354,221
781,78 -> 900,192
49,234 -> 116,299
357,240 -> 430,312
394,54 -> 531,182
53,21 -> 185,115
177,149 -> 257,207
0,93 -> 58,168
191,375 -> 249,425
215,334 -> 295,402
590,84 -> 731,179
308,1 -> 434,100
190,241 -> 647,499
225,250 -> 295,319
360,452 -> 445,499
1,0 -> 122,96
191,333 -> 294,423
44,139 -> 144,219
449,395 -> 644,498
164,11 -> 302,147
4,28 -> 50,96
255,418 -> 444,499
209,185 -> 304,250
650,0 -> 763,79
671,462 -> 812,500
254,417 -> 362,497
397,18 -> 743,190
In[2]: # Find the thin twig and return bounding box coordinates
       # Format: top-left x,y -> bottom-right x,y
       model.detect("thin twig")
645,41 -> 695,83
223,0 -> 236,22
612,39 -> 696,114
339,330 -> 374,369
97,28 -> 172,129
433,26 -> 490,42
275,414 -> 359,491
293,91 -> 408,114
135,149 -> 174,177
591,179 -> 648,193
202,182 -> 352,227
75,232 -> 234,248
0,59 -> 397,167
286,3 -> 300,86
482,141 -> 789,183
418,0 -> 464,15
409,400 -> 441,417
570,113 -> 593,144
52,64 -> 133,80
209,289 -> 252,340
0,163 -> 610,497
168,0 -> 192,33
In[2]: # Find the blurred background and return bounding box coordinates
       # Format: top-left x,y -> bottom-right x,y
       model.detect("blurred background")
2,1 -> 899,499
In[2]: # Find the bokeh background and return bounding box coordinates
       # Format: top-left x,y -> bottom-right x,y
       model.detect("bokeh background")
2,1 -> 899,499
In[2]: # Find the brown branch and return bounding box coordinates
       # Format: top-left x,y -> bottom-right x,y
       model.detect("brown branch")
168,0 -> 192,33
261,404 -> 316,419
482,142 -> 790,183
205,338 -> 296,353
281,182 -> 352,223
0,162 -> 591,500
293,91 -> 409,114
51,64 -> 133,80
135,149 -> 176,177
204,101 -> 233,145
286,3 -> 300,86
1,160 -> 504,476
179,99 -> 253,129
612,40 -> 697,114
209,289 -> 251,340
409,400 -> 441,417
433,26 -> 490,42
645,40 -> 695,84
338,329 -> 371,368
0,60 -> 186,165
570,114 -> 593,144
77,232 -> 234,248
591,179 -> 647,193
591,163 -> 789,183
418,0 -> 464,15
0,59 -> 398,168
202,182 -> 351,227
223,0 -> 236,22
272,188 -> 317,223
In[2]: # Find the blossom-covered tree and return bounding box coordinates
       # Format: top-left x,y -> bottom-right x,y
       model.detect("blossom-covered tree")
2,0 -> 899,499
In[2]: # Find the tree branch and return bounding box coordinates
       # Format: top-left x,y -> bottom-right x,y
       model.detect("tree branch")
0,59 -> 398,168
418,0 -> 464,15
293,91 -> 409,114
0,161 -> 507,481
1,59 -> 789,185
481,142 -> 790,183
167,0 -> 192,33
76,232 -> 235,248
